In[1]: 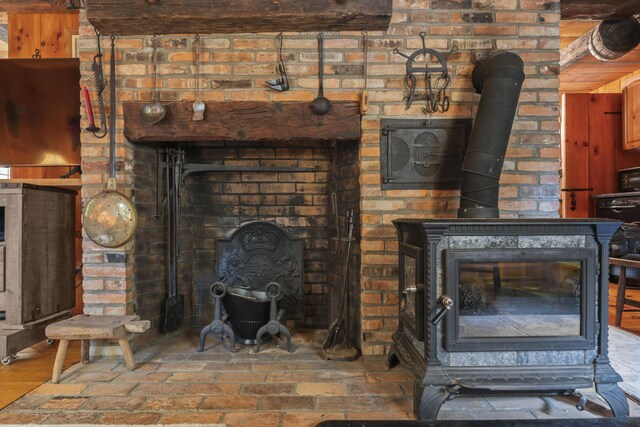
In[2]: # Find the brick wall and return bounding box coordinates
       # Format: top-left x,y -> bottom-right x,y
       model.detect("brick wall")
79,0 -> 561,356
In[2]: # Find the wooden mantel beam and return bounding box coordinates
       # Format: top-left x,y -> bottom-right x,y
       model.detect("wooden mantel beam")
0,1 -> 77,13
123,101 -> 361,144
561,0 -> 640,20
86,0 -> 392,36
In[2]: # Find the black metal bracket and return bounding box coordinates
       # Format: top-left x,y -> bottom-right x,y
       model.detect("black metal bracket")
561,188 -> 593,212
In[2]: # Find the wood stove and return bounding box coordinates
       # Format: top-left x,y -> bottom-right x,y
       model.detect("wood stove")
389,218 -> 629,421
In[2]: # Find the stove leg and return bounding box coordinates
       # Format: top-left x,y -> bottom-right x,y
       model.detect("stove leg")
596,382 -> 629,417
415,380 -> 449,421
594,361 -> 629,417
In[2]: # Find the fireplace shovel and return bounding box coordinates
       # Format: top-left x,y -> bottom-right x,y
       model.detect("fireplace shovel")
321,210 -> 360,361
164,149 -> 185,333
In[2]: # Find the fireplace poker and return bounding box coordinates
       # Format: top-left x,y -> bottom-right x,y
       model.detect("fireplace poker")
164,149 -> 185,333
331,192 -> 343,285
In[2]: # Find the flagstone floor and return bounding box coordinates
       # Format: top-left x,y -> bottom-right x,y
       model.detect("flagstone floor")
0,329 -> 638,426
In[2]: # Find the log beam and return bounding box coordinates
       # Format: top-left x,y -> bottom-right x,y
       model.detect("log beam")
562,0 -> 640,20
0,1 -> 77,13
124,101 -> 361,144
87,0 -> 392,36
561,17 -> 640,70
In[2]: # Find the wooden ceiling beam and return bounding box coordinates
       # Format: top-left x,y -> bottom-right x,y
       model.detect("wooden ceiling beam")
560,17 -> 640,70
0,1 -> 78,13
561,0 -> 640,20
87,0 -> 392,36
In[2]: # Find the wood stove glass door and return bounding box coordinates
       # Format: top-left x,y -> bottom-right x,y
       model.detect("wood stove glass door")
444,248 -> 595,351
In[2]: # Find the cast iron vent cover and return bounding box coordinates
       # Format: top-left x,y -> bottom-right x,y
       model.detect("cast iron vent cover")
380,118 -> 471,190
215,221 -> 304,319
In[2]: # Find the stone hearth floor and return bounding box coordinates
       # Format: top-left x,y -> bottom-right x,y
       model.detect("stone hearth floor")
0,329 -> 638,426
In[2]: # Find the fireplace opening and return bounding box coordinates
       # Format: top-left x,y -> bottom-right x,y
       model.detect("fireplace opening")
132,140 -> 361,348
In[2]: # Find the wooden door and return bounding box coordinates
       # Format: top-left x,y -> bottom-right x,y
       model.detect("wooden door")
623,80 -> 640,151
562,93 -> 591,218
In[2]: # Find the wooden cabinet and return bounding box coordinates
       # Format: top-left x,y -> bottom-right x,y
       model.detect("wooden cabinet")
561,93 -> 640,218
0,184 -> 76,361
623,80 -> 640,151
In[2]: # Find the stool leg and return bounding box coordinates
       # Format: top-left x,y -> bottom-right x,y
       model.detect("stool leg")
81,339 -> 90,364
615,266 -> 627,327
118,338 -> 136,370
51,339 -> 69,384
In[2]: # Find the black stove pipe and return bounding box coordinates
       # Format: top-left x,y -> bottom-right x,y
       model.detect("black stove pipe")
457,51 -> 525,219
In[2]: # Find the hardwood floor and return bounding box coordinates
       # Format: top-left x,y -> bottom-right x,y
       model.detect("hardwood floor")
609,283 -> 640,337
0,340 -> 80,410
0,285 -> 637,412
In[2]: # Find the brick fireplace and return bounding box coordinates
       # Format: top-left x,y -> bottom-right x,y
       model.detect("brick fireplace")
79,1 -> 562,357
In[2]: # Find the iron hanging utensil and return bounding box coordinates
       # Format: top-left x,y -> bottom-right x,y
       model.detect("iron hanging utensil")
311,33 -> 331,116
266,33 -> 289,92
393,32 -> 451,112
192,35 -> 205,121
164,148 -> 185,333
87,29 -> 107,138
83,35 -> 138,248
360,30 -> 369,114
141,35 -> 166,124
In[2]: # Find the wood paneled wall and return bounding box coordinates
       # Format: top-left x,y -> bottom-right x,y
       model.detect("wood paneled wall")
7,13 -> 78,58
562,93 -> 640,217
594,68 -> 640,94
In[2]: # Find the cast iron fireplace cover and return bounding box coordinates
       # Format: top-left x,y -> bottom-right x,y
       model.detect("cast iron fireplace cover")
215,221 -> 304,319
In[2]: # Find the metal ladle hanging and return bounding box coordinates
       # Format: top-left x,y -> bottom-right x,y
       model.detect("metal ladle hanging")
311,33 -> 331,116
192,35 -> 205,121
141,35 -> 166,125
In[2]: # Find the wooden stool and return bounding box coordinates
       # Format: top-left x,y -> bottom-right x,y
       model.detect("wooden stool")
45,314 -> 150,383
609,258 -> 640,327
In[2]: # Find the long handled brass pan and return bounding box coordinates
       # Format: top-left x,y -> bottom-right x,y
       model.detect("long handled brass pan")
83,36 -> 138,248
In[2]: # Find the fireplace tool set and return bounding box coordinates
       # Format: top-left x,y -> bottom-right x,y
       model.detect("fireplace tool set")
163,149 -> 186,333
322,207 -> 360,361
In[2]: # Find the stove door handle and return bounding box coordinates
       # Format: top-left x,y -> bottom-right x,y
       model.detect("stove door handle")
431,295 -> 453,325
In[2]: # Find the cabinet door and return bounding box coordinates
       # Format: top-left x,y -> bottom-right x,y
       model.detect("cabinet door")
623,80 -> 640,150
